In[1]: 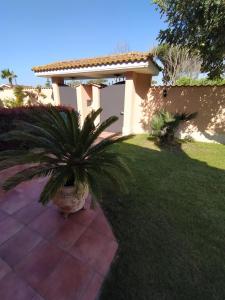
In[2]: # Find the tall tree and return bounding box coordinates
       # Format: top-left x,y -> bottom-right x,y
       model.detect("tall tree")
152,44 -> 202,84
113,41 -> 130,53
1,69 -> 17,85
153,0 -> 225,79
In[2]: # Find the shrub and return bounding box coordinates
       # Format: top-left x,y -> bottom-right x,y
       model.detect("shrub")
176,76 -> 225,86
0,105 -> 74,150
150,110 -> 197,145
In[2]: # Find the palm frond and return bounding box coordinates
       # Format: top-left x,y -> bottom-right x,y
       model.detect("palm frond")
85,134 -> 132,157
39,168 -> 68,204
86,170 -> 103,202
82,115 -> 119,151
14,120 -> 69,153
1,107 -> 132,206
0,151 -> 59,172
0,149 -> 28,162
74,108 -> 102,155
3,165 -> 56,191
64,110 -> 80,144
0,130 -> 64,157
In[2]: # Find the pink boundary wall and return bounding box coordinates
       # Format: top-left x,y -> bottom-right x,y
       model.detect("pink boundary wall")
139,85 -> 225,143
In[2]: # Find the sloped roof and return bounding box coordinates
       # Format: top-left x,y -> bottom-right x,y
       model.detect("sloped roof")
32,52 -> 157,73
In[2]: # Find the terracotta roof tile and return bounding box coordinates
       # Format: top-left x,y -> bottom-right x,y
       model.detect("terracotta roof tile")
32,52 -> 154,72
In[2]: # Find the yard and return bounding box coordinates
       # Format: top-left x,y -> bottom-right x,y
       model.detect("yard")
100,135 -> 225,300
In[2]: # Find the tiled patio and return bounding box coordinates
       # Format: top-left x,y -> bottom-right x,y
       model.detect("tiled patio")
0,166 -> 118,300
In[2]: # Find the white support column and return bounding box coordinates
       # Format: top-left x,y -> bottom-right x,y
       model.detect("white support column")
51,77 -> 64,105
91,84 -> 101,125
122,72 -> 152,135
122,72 -> 136,135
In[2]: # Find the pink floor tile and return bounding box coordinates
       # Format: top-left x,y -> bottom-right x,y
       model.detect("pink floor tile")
90,210 -> 116,240
15,240 -> 64,289
69,227 -> 110,265
28,208 -> 65,238
0,272 -> 37,300
93,240 -> 118,275
39,255 -> 94,300
0,227 -> 42,267
69,206 -> 100,227
0,166 -> 118,300
13,201 -> 45,224
80,272 -> 104,300
0,189 -> 30,214
0,209 -> 7,222
0,216 -> 24,245
0,258 -> 11,281
31,294 -> 45,300
49,218 -> 87,250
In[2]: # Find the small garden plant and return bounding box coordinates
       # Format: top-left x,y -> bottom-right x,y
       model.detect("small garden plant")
0,106 -> 131,211
150,110 -> 197,146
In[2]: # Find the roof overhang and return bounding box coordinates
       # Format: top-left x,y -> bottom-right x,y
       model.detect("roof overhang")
32,52 -> 160,80
33,60 -> 159,79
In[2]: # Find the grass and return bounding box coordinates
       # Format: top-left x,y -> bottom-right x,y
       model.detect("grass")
100,135 -> 225,300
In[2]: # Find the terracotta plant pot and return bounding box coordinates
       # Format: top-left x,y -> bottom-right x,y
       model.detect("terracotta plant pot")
52,184 -> 89,215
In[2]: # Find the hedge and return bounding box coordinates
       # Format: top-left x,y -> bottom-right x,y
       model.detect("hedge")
0,105 -> 74,150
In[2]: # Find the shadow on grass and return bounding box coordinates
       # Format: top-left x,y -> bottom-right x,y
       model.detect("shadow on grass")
100,141 -> 225,300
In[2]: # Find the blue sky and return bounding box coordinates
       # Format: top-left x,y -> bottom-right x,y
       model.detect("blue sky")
0,0 -> 165,86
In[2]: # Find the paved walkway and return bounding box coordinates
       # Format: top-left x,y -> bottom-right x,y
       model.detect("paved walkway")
99,131 -> 117,139
0,166 -> 117,300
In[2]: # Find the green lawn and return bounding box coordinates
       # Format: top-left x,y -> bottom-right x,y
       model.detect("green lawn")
100,135 -> 225,300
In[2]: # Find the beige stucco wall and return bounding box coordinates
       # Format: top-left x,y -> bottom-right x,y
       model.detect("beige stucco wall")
139,85 -> 225,143
0,88 -> 54,105
123,72 -> 152,135
132,73 -> 152,133
0,86 -> 77,108
75,84 -> 92,125
57,86 -> 77,108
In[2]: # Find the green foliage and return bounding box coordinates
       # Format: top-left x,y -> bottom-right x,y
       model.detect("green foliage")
0,107 -> 131,205
153,0 -> 225,79
0,105 -> 72,150
3,98 -> 19,108
153,44 -> 202,84
26,86 -> 47,105
1,69 -> 17,85
150,110 -> 197,145
176,76 -> 225,86
68,79 -> 108,87
3,86 -> 47,108
151,110 -> 174,138
13,86 -> 26,106
87,79 -> 107,85
3,86 -> 26,108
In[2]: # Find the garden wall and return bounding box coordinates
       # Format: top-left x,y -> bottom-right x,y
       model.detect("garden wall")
139,85 -> 225,143
0,88 -> 54,105
0,86 -> 77,108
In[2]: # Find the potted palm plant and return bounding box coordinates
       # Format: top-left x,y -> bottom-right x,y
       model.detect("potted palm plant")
0,107 -> 131,215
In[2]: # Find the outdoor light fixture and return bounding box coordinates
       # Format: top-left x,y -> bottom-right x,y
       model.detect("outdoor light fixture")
163,88 -> 168,97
